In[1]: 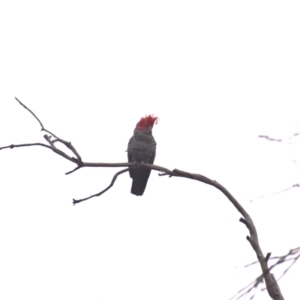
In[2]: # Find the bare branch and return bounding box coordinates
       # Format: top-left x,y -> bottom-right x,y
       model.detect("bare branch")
65,166 -> 81,175
293,159 -> 300,170
258,135 -> 282,142
73,168 -> 130,205
232,247 -> 300,299
230,275 -> 263,300
265,253 -> 271,262
249,184 -> 300,202
258,132 -> 300,144
15,97 -> 45,130
1,98 -> 285,300
272,254 -> 300,285
0,143 -> 52,151
15,97 -> 59,139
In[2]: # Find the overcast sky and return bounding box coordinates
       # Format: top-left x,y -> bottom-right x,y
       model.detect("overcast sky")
1,1 -> 300,299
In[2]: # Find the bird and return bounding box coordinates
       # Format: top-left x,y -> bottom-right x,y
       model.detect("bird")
127,115 -> 158,196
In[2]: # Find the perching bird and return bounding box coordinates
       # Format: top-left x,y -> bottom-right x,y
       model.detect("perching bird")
127,115 -> 158,196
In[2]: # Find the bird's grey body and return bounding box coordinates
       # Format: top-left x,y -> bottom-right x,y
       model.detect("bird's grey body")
128,127 -> 156,196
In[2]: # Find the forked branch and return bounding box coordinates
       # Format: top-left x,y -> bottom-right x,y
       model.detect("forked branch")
0,98 -> 284,300
231,247 -> 300,300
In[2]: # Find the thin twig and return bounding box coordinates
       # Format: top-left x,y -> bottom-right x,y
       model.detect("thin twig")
249,184 -> 300,202
73,168 -> 130,205
0,143 -> 52,151
232,246 -> 300,299
66,166 -> 81,175
258,135 -> 282,142
15,97 -> 44,129
15,97 -> 58,139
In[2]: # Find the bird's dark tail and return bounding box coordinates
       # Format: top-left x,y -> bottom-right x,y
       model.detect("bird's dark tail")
130,168 -> 151,196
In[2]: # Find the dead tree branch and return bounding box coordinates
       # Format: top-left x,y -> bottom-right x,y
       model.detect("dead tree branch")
232,130 -> 300,298
259,132 -> 300,144
258,135 -> 283,142
73,168 -> 131,205
231,247 -> 300,300
0,98 -> 285,300
249,184 -> 300,202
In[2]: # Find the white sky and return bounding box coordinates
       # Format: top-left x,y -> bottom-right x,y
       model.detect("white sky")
1,1 -> 300,299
